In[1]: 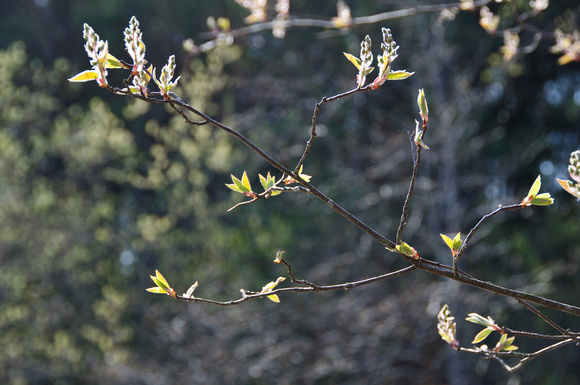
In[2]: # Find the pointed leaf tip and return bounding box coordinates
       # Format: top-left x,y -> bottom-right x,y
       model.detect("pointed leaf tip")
68,70 -> 99,82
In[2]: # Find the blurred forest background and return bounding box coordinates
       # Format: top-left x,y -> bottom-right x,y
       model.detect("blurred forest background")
1,0 -> 580,384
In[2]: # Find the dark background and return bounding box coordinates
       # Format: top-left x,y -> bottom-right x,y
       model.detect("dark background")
1,0 -> 580,384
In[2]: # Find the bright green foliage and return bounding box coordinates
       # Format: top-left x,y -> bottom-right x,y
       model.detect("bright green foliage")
520,175 -> 554,206
493,333 -> 518,352
147,270 -> 177,296
441,232 -> 462,257
226,171 -> 256,197
285,165 -> 311,184
466,313 -> 516,351
392,241 -> 419,259
259,172 -> 282,196
472,326 -> 494,344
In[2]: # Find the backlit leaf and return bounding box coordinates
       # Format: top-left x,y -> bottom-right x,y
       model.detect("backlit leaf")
68,69 -> 99,82
343,52 -> 361,69
386,70 -> 414,80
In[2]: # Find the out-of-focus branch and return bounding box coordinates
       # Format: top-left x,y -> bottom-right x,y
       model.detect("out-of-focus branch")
192,0 -> 494,54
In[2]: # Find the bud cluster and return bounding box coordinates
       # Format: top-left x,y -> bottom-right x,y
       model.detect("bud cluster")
569,150 -> 580,184
83,24 -> 109,87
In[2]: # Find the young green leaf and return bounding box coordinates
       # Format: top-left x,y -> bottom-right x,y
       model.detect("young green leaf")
466,313 -> 494,327
146,270 -> 176,297
105,53 -> 127,69
226,172 -> 251,193
343,52 -> 362,69
241,170 -> 251,191
472,327 -> 494,344
494,333 -> 518,352
395,241 -> 419,259
386,70 -> 415,80
417,88 -> 429,122
521,175 -> 554,206
68,69 -> 99,82
441,234 -> 454,250
259,277 -> 286,303
527,175 -> 542,197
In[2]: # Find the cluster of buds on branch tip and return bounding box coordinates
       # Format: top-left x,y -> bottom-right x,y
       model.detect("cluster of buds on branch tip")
557,150 -> 580,199
344,29 -> 413,90
68,16 -> 181,99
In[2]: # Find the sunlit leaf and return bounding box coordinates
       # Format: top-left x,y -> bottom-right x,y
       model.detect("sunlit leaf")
343,52 -> 361,69
527,175 -> 542,198
472,327 -> 493,344
105,53 -> 126,69
68,69 -> 99,82
396,241 -> 418,259
146,287 -> 167,294
530,193 -> 554,206
267,294 -> 280,303
466,313 -> 493,327
452,232 -> 462,250
440,234 -> 454,250
259,173 -> 269,191
260,277 -> 285,303
386,70 -> 414,80
241,170 -> 252,191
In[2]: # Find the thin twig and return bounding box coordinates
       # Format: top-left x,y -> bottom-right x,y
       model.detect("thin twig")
296,87 -> 367,173
176,264 -> 416,305
396,134 -> 421,244
453,203 -> 522,274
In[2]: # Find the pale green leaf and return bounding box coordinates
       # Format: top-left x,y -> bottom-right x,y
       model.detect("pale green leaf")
466,313 -> 492,326
472,327 -> 493,344
105,53 -> 125,69
440,234 -> 454,250
452,232 -> 462,250
154,270 -> 170,287
146,287 -> 167,294
230,174 -> 247,192
386,70 -> 415,80
225,183 -> 244,193
530,194 -> 554,206
68,69 -> 99,82
241,171 -> 252,192
527,175 -> 542,197
343,52 -> 361,69
259,173 -> 269,191
267,294 -> 281,303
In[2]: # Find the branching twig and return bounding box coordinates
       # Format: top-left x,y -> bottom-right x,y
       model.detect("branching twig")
110,85 -> 580,317
176,262 -> 416,305
295,87 -> 367,174
462,338 -> 579,372
453,203 -> 522,274
396,138 -> 422,244
192,1 -> 494,55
